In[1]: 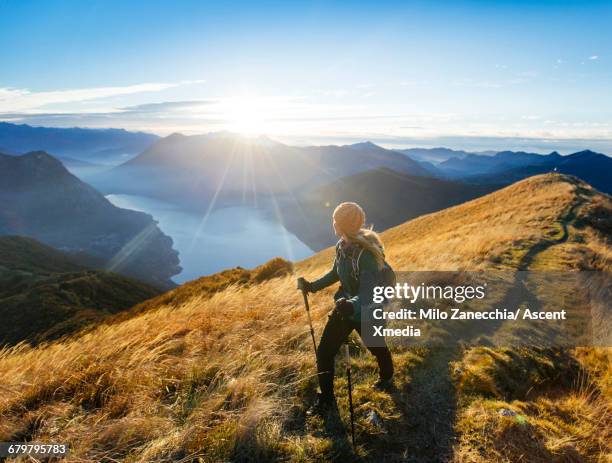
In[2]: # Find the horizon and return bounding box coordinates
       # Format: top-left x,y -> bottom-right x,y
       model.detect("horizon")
1,0 -> 611,153
2,121 -> 610,156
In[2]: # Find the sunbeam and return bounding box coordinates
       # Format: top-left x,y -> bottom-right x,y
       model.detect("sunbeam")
105,223 -> 160,273
186,136 -> 241,253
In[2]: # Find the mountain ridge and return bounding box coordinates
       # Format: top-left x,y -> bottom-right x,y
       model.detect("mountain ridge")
434,148 -> 611,189
0,121 -> 158,164
460,149 -> 612,194
92,132 -> 430,205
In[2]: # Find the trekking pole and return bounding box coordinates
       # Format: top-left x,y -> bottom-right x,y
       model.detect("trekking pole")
345,343 -> 356,448
301,290 -> 318,355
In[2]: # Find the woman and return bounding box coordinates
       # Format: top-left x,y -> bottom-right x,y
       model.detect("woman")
297,201 -> 394,412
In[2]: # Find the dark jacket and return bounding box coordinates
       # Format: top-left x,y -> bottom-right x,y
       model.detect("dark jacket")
310,239 -> 381,322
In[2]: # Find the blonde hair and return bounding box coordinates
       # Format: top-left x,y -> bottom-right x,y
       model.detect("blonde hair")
347,227 -> 385,270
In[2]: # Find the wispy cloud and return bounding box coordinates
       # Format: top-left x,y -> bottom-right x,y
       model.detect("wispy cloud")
0,80 -> 205,112
119,100 -> 215,114
588,55 -> 599,60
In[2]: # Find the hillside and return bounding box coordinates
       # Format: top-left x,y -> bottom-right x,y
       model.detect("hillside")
278,167 -> 498,249
0,174 -> 610,462
0,151 -> 180,288
0,236 -> 162,346
0,121 -> 158,164
91,133 -> 429,206
0,235 -> 88,275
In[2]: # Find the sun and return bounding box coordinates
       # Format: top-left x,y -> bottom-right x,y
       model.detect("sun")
223,96 -> 269,135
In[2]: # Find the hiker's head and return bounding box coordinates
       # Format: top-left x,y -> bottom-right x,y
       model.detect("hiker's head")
333,202 -> 385,269
333,202 -> 365,238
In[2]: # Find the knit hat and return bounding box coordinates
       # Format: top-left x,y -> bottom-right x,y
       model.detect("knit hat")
333,202 -> 365,237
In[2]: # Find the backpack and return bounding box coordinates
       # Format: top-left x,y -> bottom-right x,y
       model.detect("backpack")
351,247 -> 397,288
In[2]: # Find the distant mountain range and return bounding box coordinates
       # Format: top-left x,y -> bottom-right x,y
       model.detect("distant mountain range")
0,122 -> 158,165
277,167 -> 499,249
2,123 -> 609,282
399,147 -> 476,163
91,132 -> 430,206
395,146 -> 611,194
433,149 -> 612,194
88,133 -> 610,249
0,236 -> 161,346
0,151 -> 180,288
436,150 -> 562,176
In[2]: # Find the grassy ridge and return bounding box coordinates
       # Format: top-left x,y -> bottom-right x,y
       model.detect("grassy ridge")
0,235 -> 87,275
0,174 -> 610,462
0,236 -> 161,346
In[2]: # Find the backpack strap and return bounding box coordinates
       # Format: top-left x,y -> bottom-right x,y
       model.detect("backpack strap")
351,247 -> 365,279
355,246 -> 389,275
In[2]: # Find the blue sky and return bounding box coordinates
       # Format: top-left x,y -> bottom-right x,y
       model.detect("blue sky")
1,0 -> 611,152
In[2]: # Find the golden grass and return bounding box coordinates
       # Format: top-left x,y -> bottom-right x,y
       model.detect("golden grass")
0,174 -> 610,462
452,389 -> 611,463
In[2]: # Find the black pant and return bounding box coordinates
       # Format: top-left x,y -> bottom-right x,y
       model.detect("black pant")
317,309 -> 394,399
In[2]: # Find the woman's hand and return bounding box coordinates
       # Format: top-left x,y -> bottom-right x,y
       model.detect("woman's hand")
297,277 -> 313,293
335,297 -> 354,317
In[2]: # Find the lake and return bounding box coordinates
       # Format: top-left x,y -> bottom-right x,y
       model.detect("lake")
106,194 -> 314,284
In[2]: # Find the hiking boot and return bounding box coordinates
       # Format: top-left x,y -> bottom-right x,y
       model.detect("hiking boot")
307,393 -> 335,416
373,378 -> 395,392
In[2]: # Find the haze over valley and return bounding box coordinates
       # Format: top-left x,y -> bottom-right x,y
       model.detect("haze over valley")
1,121 -> 611,281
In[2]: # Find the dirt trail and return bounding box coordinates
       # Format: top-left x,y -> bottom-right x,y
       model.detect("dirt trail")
386,347 -> 458,463
517,194 -> 583,270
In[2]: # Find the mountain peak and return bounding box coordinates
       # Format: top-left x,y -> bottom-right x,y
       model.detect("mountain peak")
165,132 -> 186,139
570,149 -> 601,158
2,151 -> 67,174
23,150 -> 57,160
494,150 -> 541,158
347,141 -> 383,150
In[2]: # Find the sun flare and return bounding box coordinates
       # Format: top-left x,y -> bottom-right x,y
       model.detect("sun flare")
223,96 -> 270,135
